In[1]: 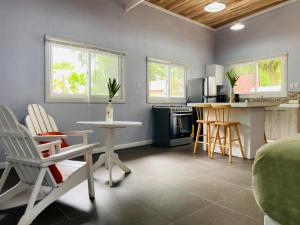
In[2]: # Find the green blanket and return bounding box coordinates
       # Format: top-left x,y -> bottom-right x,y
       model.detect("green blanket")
252,134 -> 300,225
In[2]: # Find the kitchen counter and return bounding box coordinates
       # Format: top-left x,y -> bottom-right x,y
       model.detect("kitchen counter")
187,102 -> 280,108
188,102 -> 278,159
266,103 -> 300,110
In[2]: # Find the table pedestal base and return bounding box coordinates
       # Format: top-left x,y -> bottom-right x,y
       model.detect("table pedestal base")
93,128 -> 131,187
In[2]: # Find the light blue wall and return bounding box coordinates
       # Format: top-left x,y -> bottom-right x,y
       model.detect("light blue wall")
215,1 -> 300,91
0,0 -> 215,161
2,0 -> 299,163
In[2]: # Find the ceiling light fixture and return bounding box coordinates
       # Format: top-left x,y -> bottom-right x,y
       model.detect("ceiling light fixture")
204,1 -> 226,13
230,22 -> 245,31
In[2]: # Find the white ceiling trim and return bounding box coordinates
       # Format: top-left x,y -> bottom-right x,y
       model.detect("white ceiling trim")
141,0 -> 298,32
216,0 -> 298,31
142,1 -> 216,31
125,0 -> 145,12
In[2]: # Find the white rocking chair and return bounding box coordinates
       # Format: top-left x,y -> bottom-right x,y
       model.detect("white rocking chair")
25,104 -> 93,145
0,105 -> 100,225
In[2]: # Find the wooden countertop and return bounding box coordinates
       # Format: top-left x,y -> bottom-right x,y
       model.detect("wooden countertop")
187,102 -> 280,108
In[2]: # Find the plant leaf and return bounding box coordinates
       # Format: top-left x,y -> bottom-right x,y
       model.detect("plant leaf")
107,78 -> 121,100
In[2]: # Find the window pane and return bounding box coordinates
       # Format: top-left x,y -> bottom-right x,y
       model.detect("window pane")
51,45 -> 87,95
258,58 -> 282,92
90,52 -> 120,96
148,62 -> 168,97
170,65 -> 185,97
233,63 -> 256,94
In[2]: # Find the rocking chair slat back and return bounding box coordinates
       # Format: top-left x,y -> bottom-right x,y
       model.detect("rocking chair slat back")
26,104 -> 59,135
0,105 -> 57,187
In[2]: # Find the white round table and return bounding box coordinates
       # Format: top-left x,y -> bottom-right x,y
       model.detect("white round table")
77,121 -> 142,187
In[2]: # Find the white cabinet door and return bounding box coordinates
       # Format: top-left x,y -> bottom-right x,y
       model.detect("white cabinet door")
265,109 -> 299,140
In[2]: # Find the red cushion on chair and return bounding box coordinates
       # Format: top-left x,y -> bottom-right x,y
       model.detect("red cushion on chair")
38,132 -> 68,184
42,152 -> 63,184
38,132 -> 70,148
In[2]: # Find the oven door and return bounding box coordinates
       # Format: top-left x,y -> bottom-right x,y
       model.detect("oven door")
170,112 -> 193,139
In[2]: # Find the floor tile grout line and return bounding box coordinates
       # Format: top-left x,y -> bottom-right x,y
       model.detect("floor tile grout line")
118,172 -> 223,223
154,173 -> 250,205
159,179 -> 219,205
214,187 -> 250,204
201,174 -> 251,189
127,150 -> 258,223
171,202 -> 219,224
56,205 -> 73,222
129,198 -> 173,223
123,151 -> 253,222
98,169 -> 217,223
214,201 -> 263,223
168,182 -> 248,209
174,157 -> 232,175
204,173 -> 252,189
64,194 -> 172,224
147,174 -> 218,205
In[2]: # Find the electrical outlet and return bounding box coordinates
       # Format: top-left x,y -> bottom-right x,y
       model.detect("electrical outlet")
294,82 -> 299,89
289,82 -> 294,89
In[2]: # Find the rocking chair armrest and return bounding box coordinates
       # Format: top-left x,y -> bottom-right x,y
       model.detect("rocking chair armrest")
37,140 -> 62,152
40,142 -> 100,167
62,130 -> 94,137
33,135 -> 67,141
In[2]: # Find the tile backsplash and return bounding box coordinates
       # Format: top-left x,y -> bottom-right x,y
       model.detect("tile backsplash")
242,92 -> 300,104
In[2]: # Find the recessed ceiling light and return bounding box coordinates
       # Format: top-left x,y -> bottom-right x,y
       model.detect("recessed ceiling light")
230,23 -> 245,31
204,2 -> 226,13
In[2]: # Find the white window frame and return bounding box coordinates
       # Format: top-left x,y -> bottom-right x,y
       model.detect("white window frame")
45,35 -> 126,103
228,53 -> 288,98
147,57 -> 188,104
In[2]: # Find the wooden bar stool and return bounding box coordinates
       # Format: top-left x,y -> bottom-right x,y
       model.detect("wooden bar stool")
193,104 -> 215,156
210,104 -> 245,163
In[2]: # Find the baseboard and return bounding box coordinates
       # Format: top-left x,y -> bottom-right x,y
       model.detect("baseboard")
93,139 -> 153,153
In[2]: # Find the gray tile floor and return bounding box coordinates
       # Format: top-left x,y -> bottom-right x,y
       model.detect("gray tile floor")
0,144 -> 264,225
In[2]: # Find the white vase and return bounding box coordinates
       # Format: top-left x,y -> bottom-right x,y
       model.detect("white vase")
229,88 -> 235,103
106,101 -> 113,122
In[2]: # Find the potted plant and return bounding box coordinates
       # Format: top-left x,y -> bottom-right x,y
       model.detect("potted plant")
106,78 -> 121,122
225,69 -> 240,103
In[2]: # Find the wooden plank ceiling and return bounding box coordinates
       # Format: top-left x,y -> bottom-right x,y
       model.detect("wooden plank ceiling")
145,0 -> 290,29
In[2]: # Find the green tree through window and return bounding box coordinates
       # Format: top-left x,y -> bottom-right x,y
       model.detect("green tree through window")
258,59 -> 282,87
48,41 -> 124,102
230,55 -> 286,96
91,52 -> 119,96
148,59 -> 187,101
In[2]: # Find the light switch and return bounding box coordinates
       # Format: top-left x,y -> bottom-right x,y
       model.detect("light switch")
294,82 -> 299,89
137,82 -> 141,89
289,82 -> 294,89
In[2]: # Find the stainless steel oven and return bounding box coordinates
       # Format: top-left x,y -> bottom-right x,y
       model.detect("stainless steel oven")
152,105 -> 193,147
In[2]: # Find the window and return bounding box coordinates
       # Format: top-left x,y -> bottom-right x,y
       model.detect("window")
45,36 -> 125,102
147,58 -> 188,103
229,53 -> 288,98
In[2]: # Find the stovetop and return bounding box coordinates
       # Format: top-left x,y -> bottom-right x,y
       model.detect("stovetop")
152,105 -> 192,113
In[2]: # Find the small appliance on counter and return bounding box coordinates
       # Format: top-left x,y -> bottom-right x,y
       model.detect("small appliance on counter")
217,86 -> 228,102
152,105 -> 193,147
